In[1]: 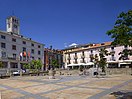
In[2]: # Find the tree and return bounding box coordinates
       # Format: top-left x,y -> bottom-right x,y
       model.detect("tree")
106,10 -> 132,69
31,60 -> 42,70
23,63 -> 31,69
98,48 -> 108,73
51,59 -> 59,70
106,10 -> 132,47
119,49 -> 132,60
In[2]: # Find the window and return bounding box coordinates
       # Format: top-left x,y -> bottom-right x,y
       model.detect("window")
23,41 -> 26,44
38,58 -> 41,60
1,35 -> 6,39
38,45 -> 41,48
32,56 -> 34,60
124,45 -> 128,49
101,43 -> 105,45
91,50 -> 93,53
111,54 -> 115,61
12,38 -> 16,42
31,43 -> 34,47
23,47 -> 26,51
1,52 -> 6,58
12,45 -> 16,50
14,24 -> 17,29
82,51 -> 84,55
13,54 -> 16,59
1,43 -> 6,48
111,47 -> 114,50
8,23 -> 10,28
38,51 -> 41,55
31,49 -> 34,54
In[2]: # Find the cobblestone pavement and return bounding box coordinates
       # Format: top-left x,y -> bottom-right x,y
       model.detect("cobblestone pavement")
0,75 -> 131,99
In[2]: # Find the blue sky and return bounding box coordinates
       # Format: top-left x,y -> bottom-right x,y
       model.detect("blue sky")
0,0 -> 132,49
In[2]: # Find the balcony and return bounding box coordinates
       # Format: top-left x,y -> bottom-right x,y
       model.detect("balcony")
109,57 -> 116,61
110,50 -> 115,55
74,56 -> 78,59
73,60 -> 78,64
81,55 -> 85,59
90,54 -> 94,57
67,57 -> 71,60
67,62 -> 71,65
8,57 -> 16,60
0,56 -> 7,59
80,60 -> 86,63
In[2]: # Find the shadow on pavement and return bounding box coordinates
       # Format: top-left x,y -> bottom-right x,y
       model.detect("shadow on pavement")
110,90 -> 132,99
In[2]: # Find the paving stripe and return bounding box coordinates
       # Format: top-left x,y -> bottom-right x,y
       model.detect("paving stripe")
88,79 -> 132,99
37,79 -> 102,95
0,84 -> 48,99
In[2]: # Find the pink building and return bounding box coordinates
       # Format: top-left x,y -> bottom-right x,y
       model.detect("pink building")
62,42 -> 132,69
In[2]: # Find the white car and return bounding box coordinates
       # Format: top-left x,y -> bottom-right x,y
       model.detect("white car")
13,70 -> 20,75
12,70 -> 25,75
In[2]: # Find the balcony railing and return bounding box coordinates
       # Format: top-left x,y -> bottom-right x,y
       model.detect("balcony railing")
74,56 -> 78,59
81,55 -> 85,58
0,56 -> 8,59
67,62 -> 71,65
73,61 -> 78,64
109,57 -> 116,61
80,60 -> 86,63
110,50 -> 115,55
67,57 -> 71,60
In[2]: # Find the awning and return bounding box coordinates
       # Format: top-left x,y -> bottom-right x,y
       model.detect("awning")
67,62 -> 94,67
123,60 -> 132,62
85,62 -> 94,65
107,61 -> 118,63
119,62 -> 131,65
67,64 -> 77,67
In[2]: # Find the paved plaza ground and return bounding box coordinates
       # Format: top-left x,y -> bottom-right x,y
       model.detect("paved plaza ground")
0,74 -> 131,99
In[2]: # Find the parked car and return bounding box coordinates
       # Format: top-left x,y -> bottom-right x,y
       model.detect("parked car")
12,70 -> 25,75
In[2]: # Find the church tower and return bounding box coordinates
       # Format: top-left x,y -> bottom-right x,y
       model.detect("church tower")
6,16 -> 20,34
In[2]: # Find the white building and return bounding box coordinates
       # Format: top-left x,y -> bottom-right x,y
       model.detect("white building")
62,42 -> 132,69
0,16 -> 44,71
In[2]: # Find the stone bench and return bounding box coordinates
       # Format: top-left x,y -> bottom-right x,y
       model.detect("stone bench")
0,74 -> 10,79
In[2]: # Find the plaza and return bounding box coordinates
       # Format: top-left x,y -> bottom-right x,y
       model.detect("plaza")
0,74 -> 131,99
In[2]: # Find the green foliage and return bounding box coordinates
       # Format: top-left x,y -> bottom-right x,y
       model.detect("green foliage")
94,54 -> 99,65
51,59 -> 59,69
31,60 -> 42,70
119,49 -> 132,60
90,54 -> 94,62
106,10 -> 132,47
23,63 -> 30,69
98,58 -> 107,72
0,62 -> 3,68
98,48 -> 108,72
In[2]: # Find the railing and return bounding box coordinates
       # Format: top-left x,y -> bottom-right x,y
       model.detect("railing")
80,60 -> 86,63
74,56 -> 78,59
110,50 -> 115,55
109,57 -> 116,61
67,57 -> 71,60
73,61 -> 78,64
81,55 -> 85,58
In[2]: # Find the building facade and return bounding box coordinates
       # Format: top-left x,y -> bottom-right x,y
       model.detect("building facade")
62,42 -> 132,69
0,16 -> 44,71
44,47 -> 63,70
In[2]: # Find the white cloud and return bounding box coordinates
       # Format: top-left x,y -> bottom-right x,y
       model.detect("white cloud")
69,43 -> 78,47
